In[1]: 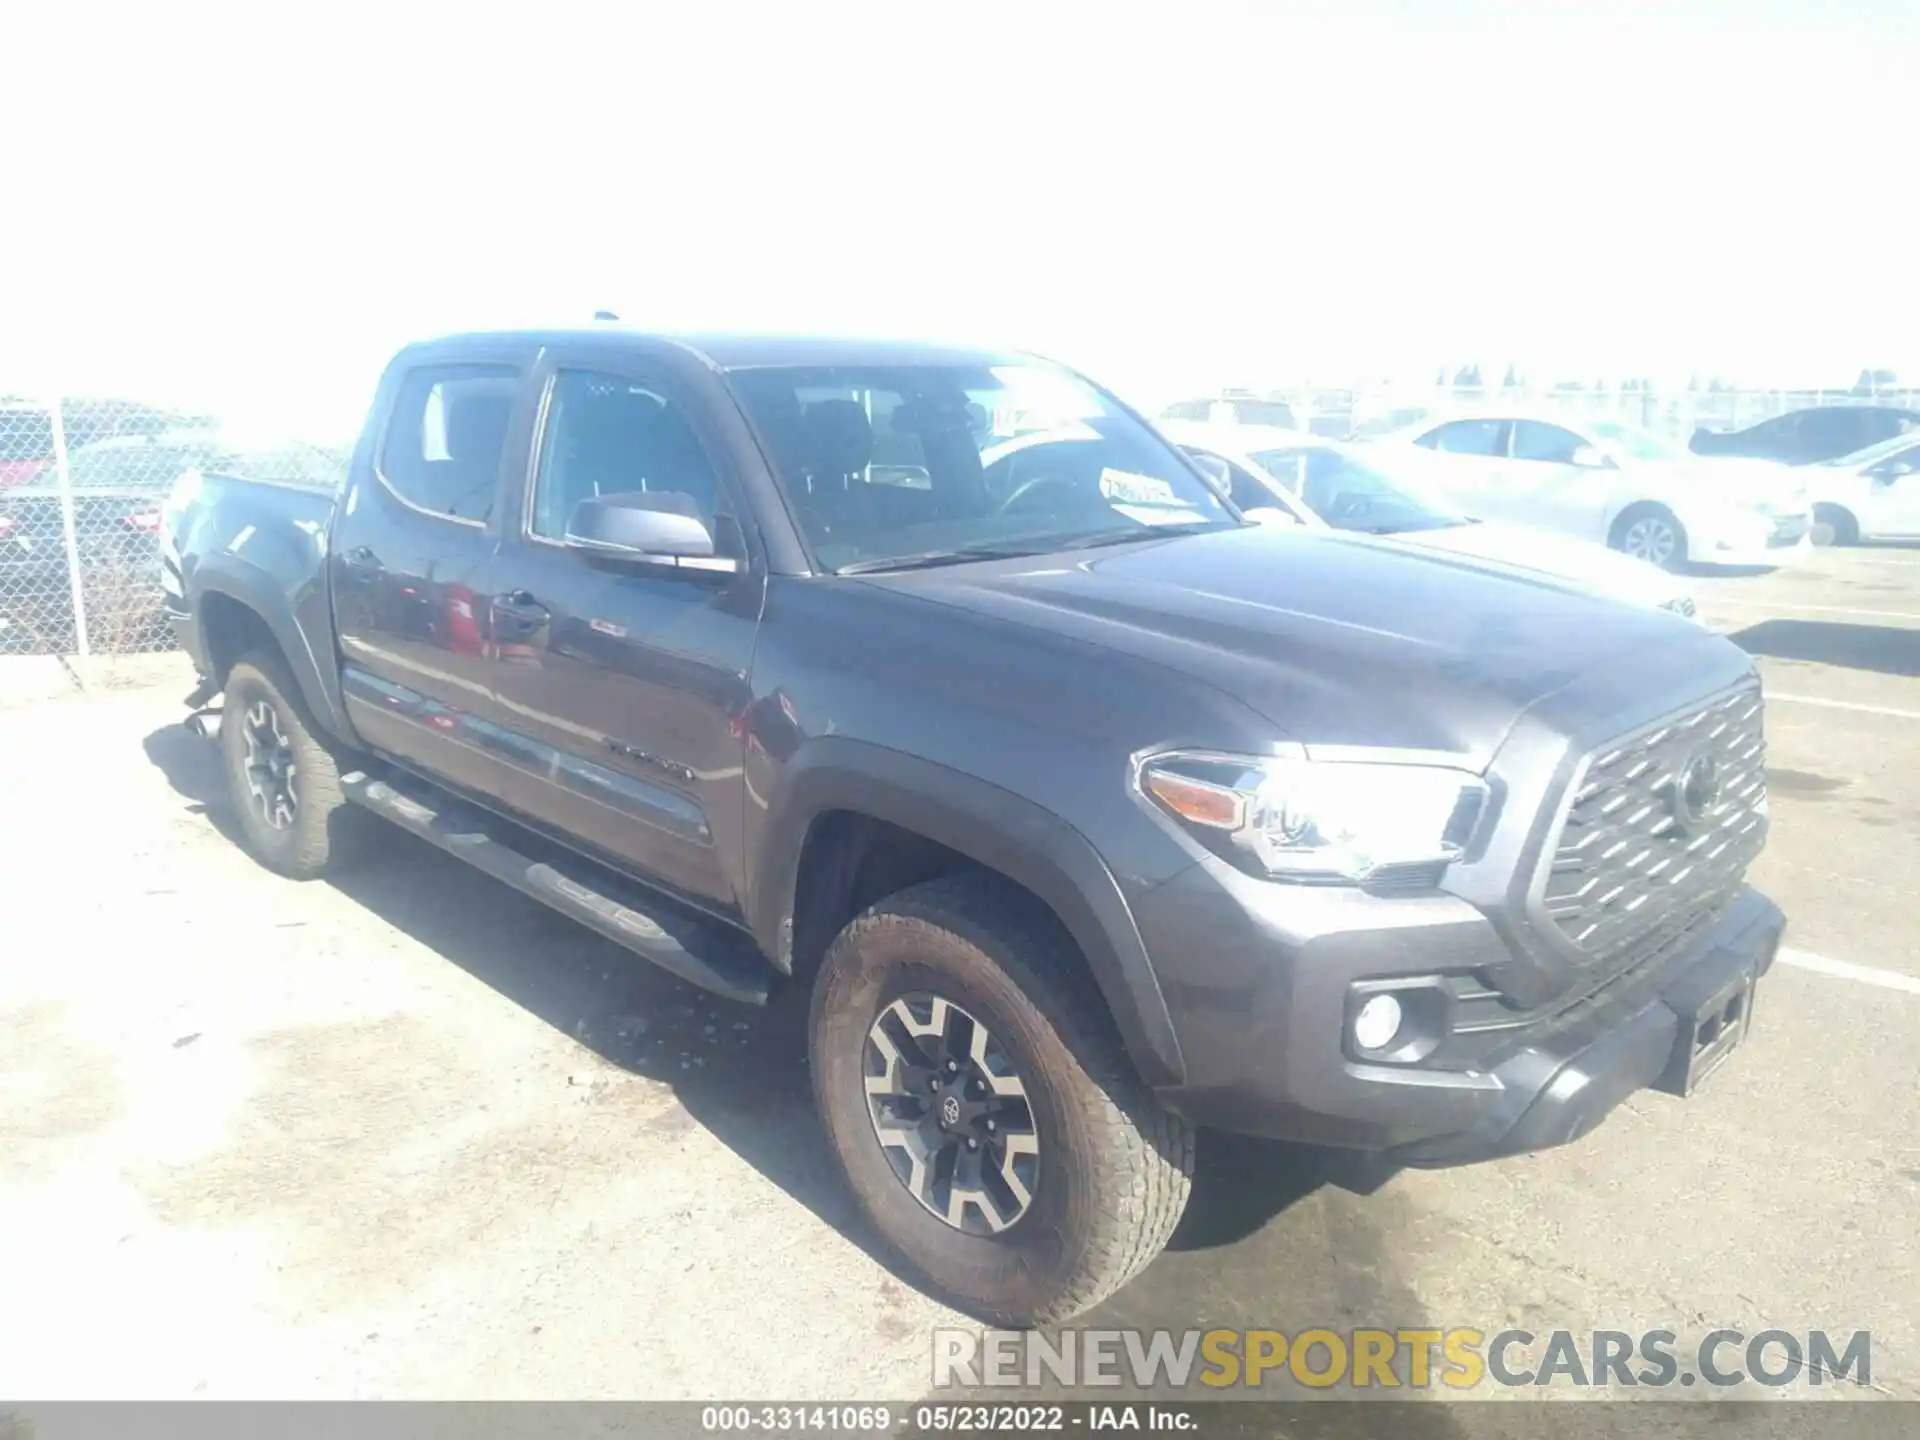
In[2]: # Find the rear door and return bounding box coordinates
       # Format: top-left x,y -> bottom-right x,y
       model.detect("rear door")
331,343 -> 537,797
481,348 -> 766,915
1406,418 -> 1512,517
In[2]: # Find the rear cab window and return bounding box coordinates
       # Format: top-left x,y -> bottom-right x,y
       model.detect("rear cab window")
378,363 -> 522,522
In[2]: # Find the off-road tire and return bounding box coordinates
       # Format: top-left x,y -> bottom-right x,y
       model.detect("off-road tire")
809,874 -> 1193,1326
219,650 -> 362,879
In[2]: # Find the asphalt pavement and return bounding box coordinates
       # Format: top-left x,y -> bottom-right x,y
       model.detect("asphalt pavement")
0,545 -> 1915,1408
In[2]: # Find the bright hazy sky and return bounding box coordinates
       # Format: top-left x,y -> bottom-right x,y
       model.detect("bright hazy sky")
5,0 -> 1917,437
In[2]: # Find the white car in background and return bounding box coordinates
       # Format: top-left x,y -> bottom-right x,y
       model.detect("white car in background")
1159,421 -> 1701,620
1804,431 -> 1920,545
1361,409 -> 1814,571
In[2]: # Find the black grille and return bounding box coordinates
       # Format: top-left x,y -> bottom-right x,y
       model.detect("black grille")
1540,682 -> 1767,968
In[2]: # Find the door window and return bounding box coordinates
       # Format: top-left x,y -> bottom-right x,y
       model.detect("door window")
1414,419 -> 1508,456
378,364 -> 521,522
1510,420 -> 1588,464
1872,444 -> 1920,479
1794,408 -> 1865,458
529,370 -> 725,543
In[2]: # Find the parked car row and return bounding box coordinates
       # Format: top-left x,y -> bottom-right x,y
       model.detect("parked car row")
1160,420 -> 1702,617
1154,395 -> 1920,579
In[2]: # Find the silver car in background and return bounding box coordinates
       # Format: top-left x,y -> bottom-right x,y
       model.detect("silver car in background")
1159,421 -> 1702,620
1360,409 -> 1814,571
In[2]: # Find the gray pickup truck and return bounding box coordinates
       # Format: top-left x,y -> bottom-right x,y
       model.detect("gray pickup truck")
162,328 -> 1784,1325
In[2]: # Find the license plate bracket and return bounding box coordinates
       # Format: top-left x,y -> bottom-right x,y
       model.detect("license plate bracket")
1656,969 -> 1757,1097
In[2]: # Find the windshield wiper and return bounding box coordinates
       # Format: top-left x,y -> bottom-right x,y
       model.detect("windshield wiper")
836,522 -> 1230,575
1053,521 -> 1229,551
1363,516 -> 1473,534
835,544 -> 1045,575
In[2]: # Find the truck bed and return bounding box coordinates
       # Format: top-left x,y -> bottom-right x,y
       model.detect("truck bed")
163,468 -> 347,727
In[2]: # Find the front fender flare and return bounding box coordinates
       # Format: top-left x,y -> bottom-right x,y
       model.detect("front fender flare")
753,737 -> 1186,1088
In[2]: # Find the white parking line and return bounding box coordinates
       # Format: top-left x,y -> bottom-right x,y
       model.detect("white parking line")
1767,692 -> 1920,720
1777,947 -> 1920,995
1702,597 -> 1920,622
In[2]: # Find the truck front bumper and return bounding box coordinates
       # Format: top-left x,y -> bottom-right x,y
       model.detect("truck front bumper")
1135,858 -> 1785,1165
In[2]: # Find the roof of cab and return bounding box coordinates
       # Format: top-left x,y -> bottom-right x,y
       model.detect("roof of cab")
398,328 -> 1031,371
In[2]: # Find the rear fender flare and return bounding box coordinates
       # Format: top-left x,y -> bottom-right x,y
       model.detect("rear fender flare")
191,556 -> 352,742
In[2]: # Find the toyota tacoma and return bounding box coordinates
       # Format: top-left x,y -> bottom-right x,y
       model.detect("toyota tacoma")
161,329 -> 1784,1325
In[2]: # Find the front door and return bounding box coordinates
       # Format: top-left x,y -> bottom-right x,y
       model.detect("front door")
484,358 -> 765,916
1863,443 -> 1920,537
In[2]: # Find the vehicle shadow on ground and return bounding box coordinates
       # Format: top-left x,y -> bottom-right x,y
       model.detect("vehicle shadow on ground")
140,721 -> 1399,1325
906,1138 -> 1467,1430
1731,618 -> 1920,678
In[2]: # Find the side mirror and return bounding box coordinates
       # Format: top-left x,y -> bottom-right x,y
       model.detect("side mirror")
1570,445 -> 1610,469
565,492 -> 737,573
1186,450 -> 1233,495
1868,461 -> 1913,484
1242,506 -> 1300,527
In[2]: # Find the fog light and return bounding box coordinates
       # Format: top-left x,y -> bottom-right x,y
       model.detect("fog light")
1352,993 -> 1403,1051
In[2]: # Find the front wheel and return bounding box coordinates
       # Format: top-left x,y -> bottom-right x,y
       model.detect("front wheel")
1811,504 -> 1859,547
1611,506 -> 1688,571
809,876 -> 1193,1327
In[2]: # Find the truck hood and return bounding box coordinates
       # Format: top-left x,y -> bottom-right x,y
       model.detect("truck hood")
1373,519 -> 1690,613
862,526 -> 1726,770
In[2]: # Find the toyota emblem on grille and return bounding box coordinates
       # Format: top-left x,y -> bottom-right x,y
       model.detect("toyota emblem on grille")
1670,750 -> 1723,834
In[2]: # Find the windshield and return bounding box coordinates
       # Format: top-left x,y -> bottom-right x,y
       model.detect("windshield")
1822,431 -> 1920,468
727,363 -> 1238,572
1586,419 -> 1683,463
1248,445 -> 1471,533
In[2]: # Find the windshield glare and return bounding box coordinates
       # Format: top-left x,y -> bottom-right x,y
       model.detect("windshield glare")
1587,419 -> 1682,463
1248,446 -> 1470,533
727,364 -> 1238,571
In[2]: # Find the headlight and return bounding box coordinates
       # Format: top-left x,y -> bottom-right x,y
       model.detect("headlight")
1133,746 -> 1489,886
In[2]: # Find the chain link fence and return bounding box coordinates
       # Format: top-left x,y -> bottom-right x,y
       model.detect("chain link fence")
0,398 -> 348,657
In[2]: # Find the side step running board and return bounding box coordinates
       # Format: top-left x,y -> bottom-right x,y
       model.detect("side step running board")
341,771 -> 771,1006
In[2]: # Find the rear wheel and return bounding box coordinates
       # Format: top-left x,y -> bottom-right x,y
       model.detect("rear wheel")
809,876 -> 1193,1326
1811,504 -> 1859,547
219,651 -> 362,879
1610,504 -> 1688,571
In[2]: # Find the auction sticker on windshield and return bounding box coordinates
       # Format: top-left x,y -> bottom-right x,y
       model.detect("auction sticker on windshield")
1101,468 -> 1206,525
